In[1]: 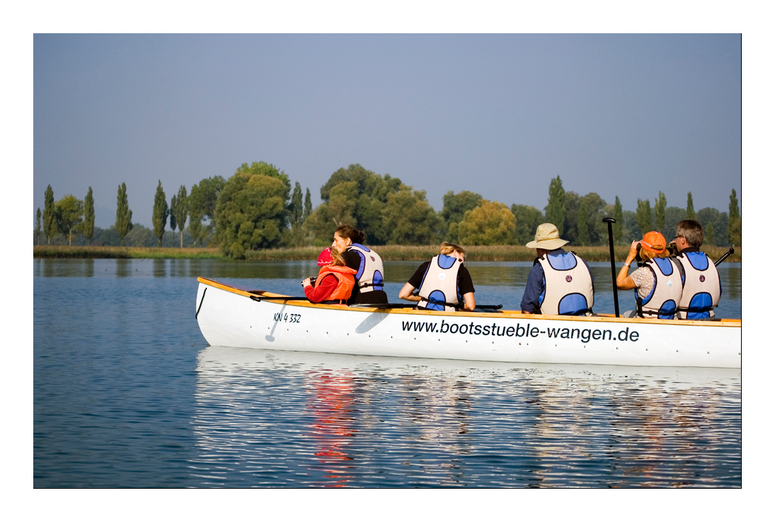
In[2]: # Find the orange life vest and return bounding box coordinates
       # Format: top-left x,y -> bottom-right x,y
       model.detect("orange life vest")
316,265 -> 357,302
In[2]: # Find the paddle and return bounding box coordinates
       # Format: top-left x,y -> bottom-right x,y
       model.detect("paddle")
349,303 -> 503,311
249,295 -> 309,302
602,217 -> 620,318
714,247 -> 735,267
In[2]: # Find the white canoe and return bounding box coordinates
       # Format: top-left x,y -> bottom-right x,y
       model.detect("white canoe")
195,277 -> 742,369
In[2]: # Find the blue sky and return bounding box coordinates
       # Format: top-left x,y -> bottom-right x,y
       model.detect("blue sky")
33,33 -> 742,229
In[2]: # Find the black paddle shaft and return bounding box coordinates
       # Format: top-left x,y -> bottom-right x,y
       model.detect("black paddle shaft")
603,217 -> 620,317
714,247 -> 735,267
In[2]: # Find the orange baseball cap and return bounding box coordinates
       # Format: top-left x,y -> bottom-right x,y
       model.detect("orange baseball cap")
641,231 -> 666,254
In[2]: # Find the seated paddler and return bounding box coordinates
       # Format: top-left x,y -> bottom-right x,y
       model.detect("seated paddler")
520,223 -> 594,315
398,242 -> 476,311
302,248 -> 357,304
616,231 -> 683,319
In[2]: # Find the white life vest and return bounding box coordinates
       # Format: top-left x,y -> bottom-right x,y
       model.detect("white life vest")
417,254 -> 462,311
348,244 -> 385,293
675,251 -> 721,319
637,257 -> 683,319
537,251 -> 594,315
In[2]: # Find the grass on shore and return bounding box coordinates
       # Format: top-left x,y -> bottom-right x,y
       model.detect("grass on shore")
34,244 -> 742,263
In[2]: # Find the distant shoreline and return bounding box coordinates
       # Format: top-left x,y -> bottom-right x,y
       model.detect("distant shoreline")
33,245 -> 741,263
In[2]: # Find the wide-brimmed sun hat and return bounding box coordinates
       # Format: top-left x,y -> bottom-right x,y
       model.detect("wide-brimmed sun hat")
525,223 -> 569,250
640,231 -> 666,254
317,247 -> 333,266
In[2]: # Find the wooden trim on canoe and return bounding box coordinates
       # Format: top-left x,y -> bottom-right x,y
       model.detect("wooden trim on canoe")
196,277 -> 741,328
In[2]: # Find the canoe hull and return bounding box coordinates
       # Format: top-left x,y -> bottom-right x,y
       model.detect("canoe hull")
195,278 -> 741,369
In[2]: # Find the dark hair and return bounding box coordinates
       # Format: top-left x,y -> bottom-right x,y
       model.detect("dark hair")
335,224 -> 365,244
676,219 -> 704,248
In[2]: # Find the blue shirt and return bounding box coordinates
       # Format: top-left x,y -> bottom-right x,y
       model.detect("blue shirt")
520,248 -> 592,313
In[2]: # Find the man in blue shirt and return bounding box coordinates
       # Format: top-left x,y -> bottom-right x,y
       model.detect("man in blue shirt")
521,223 -> 594,315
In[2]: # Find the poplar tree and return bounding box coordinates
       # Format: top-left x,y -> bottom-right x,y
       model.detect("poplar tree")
576,199 -> 590,246
43,184 -> 57,244
304,188 -> 312,221
728,189 -> 741,246
170,195 -> 178,246
636,198 -> 653,236
83,187 -> 95,244
290,182 -> 303,227
613,196 -> 623,244
706,222 -> 715,246
655,191 -> 667,234
152,180 -> 169,247
116,183 -> 131,247
546,176 -> 566,235
35,208 -> 42,245
173,185 -> 188,248
686,192 -> 695,220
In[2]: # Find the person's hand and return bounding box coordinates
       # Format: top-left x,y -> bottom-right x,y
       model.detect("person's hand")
626,241 -> 639,264
302,277 -> 312,288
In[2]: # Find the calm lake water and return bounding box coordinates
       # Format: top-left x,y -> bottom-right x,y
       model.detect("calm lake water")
33,258 -> 742,488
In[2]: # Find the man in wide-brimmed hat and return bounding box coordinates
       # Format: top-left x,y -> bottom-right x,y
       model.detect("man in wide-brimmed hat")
521,223 -> 594,315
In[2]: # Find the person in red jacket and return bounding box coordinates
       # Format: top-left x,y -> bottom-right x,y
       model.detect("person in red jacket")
303,248 -> 357,304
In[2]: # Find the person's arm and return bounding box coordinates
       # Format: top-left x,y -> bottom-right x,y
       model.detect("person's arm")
303,274 -> 338,303
399,283 -> 421,302
616,241 -> 639,290
520,263 -> 543,313
461,292 -> 476,311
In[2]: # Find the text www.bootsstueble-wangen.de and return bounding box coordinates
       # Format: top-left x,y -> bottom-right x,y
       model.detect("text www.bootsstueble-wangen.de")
400,319 -> 640,343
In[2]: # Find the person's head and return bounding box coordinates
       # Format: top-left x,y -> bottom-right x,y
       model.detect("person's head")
332,225 -> 365,253
674,219 -> 704,250
439,242 -> 466,261
639,231 -> 668,261
317,247 -> 333,266
525,223 -> 568,255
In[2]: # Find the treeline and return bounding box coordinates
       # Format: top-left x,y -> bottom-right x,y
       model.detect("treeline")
35,162 -> 742,258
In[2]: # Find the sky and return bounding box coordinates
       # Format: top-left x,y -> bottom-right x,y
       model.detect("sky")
32,33 -> 743,229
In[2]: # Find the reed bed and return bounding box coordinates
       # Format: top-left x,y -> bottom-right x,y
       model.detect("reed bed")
33,246 -> 224,259
34,244 -> 741,263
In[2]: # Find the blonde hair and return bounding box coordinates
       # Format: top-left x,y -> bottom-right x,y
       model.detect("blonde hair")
439,242 -> 466,257
329,248 -> 346,266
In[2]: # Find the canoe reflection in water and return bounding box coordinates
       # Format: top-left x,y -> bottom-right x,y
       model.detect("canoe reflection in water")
192,346 -> 740,488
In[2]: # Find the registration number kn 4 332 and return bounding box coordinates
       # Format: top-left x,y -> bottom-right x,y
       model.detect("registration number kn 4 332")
273,312 -> 301,323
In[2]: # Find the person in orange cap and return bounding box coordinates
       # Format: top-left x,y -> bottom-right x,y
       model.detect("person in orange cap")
616,231 -> 683,319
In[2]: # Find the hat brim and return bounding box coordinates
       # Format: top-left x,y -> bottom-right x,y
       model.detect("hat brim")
525,238 -> 569,250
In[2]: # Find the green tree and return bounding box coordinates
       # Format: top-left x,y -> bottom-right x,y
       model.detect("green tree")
43,184 -> 57,244
303,188 -> 312,221
655,191 -> 667,234
55,195 -> 84,246
381,186 -> 440,245
705,222 -> 715,246
576,199 -> 590,246
116,183 -> 131,247
35,208 -> 42,245
307,164 -> 403,244
170,195 -> 178,246
697,207 -> 729,247
457,200 -> 517,246
546,176 -> 566,235
728,189 -> 741,246
289,182 -> 303,227
441,190 -> 483,241
511,204 -> 544,245
83,187 -> 95,244
613,196 -> 623,244
172,185 -> 188,248
686,192 -> 695,220
215,163 -> 291,258
188,176 -> 225,247
635,198 -> 653,236
152,180 -> 169,247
